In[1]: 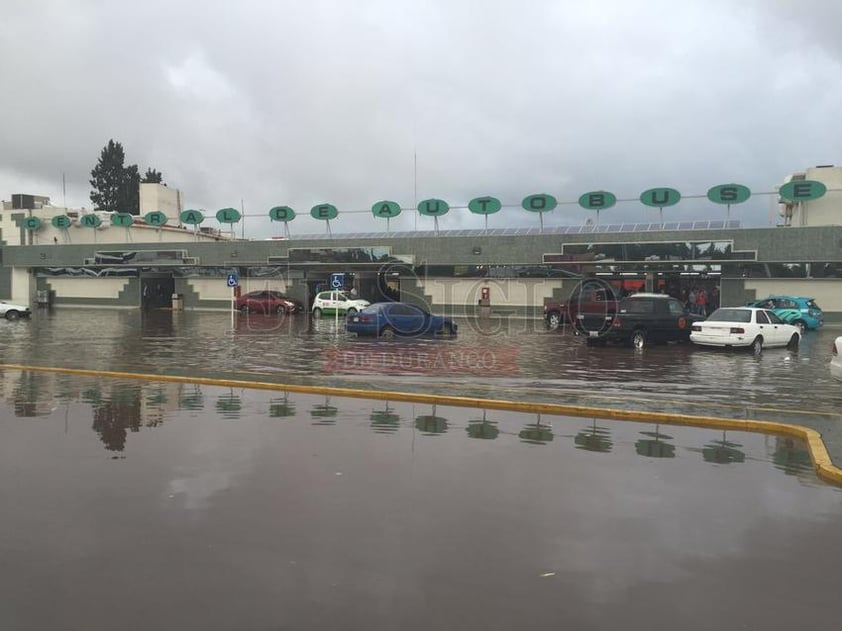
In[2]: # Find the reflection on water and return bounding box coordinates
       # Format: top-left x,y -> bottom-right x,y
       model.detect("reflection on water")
3,372 -> 842,630
2,309 -> 841,428
466,410 -> 499,440
574,419 -> 614,453
635,427 -> 676,458
0,369 -> 834,490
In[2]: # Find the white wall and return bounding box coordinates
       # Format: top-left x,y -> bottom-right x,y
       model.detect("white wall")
45,277 -> 132,300
11,267 -> 34,305
744,279 -> 842,312
787,166 -> 842,227
420,278 -> 558,307
140,183 -> 182,218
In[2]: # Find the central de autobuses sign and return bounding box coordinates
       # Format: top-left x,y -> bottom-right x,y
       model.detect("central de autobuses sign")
41,180 -> 826,232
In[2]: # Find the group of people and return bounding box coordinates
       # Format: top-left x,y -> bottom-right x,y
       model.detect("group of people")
681,286 -> 719,316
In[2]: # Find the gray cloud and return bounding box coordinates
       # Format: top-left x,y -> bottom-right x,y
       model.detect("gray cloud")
1,0 -> 839,235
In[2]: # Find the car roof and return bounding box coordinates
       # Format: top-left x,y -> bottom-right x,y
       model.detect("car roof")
624,293 -> 672,299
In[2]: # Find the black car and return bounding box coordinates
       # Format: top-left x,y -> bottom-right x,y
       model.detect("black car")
585,293 -> 705,349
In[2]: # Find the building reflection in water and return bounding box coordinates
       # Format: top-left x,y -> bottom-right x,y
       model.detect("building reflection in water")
772,436 -> 813,477
311,396 -> 338,425
415,404 -> 448,435
0,373 -> 822,484
635,425 -> 676,459
466,410 -> 499,440
574,418 -> 613,453
370,402 -> 400,434
519,414 -> 554,445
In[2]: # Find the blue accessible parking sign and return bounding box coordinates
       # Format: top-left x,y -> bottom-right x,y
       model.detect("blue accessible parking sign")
330,273 -> 344,290
227,273 -> 239,288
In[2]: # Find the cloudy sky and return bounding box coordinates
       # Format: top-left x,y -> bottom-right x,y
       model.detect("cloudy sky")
2,0 -> 840,235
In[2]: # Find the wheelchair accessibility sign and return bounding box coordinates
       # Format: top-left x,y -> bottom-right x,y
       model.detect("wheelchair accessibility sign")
226,273 -> 239,288
330,273 -> 344,289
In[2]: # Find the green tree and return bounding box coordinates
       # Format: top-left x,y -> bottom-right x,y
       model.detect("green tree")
141,167 -> 164,184
119,163 -> 141,215
89,139 -> 126,212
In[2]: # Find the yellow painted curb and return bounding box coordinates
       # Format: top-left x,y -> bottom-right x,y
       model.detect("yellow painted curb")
3,363 -> 841,487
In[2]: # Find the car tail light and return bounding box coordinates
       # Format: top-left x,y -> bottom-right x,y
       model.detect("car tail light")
612,316 -> 622,327
730,327 -> 745,334
543,305 -> 548,312
360,315 -> 374,323
691,325 -> 701,332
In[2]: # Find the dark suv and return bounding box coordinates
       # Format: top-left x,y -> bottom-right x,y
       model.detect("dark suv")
544,286 -> 618,332
586,293 -> 704,349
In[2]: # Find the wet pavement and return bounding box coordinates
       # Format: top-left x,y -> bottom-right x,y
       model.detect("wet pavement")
1,377 -> 841,630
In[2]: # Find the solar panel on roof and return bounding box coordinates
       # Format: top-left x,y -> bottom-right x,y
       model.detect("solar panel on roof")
678,222 -> 693,229
663,222 -> 678,230
708,221 -> 724,229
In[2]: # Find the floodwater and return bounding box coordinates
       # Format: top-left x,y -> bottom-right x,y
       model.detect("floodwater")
2,308 -> 841,426
1,377 -> 841,630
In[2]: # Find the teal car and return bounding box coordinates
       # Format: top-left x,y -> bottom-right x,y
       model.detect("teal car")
745,296 -> 823,332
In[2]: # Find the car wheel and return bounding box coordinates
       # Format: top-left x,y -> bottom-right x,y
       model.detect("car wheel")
631,329 -> 647,350
794,320 -> 806,334
238,305 -> 250,314
347,307 -> 357,315
546,311 -> 561,330
787,333 -> 800,351
751,336 -> 763,355
276,305 -> 286,315
312,308 -> 322,318
380,326 -> 395,339
5,310 -> 20,321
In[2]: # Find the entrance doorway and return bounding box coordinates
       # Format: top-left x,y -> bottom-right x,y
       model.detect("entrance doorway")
141,276 -> 175,309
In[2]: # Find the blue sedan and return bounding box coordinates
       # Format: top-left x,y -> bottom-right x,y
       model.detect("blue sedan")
346,302 -> 457,337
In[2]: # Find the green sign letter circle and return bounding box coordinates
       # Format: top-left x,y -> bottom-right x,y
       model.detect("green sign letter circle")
23,216 -> 43,230
51,215 -> 72,229
418,199 -> 450,217
468,196 -> 502,215
144,211 -> 168,227
80,214 -> 102,228
180,209 -> 205,225
779,180 -> 827,202
707,184 -> 751,205
521,194 -> 557,213
216,208 -> 241,224
310,204 -> 338,221
111,213 -> 134,227
578,191 -> 617,210
372,201 -> 401,219
269,206 -> 296,222
640,188 -> 681,208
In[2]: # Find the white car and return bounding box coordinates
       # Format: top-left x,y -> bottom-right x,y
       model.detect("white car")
690,307 -> 800,353
832,337 -> 842,381
311,291 -> 370,317
0,300 -> 32,321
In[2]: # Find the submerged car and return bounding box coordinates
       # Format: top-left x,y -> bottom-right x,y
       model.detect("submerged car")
832,337 -> 842,382
690,307 -> 800,353
235,290 -> 304,314
0,300 -> 32,320
346,302 -> 457,337
745,296 -> 823,332
312,291 -> 370,317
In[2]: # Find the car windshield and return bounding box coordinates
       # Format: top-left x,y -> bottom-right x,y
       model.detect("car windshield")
707,308 -> 752,323
808,299 -> 821,310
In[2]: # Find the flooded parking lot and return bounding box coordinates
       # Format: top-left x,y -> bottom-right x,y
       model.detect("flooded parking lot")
2,309 -> 842,628
1,375 -> 841,630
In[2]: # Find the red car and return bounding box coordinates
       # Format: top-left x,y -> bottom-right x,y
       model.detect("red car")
544,285 -> 618,332
235,290 -> 304,314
